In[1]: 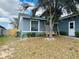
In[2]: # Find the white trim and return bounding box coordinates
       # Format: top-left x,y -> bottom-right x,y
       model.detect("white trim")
30,20 -> 40,32
30,19 -> 31,32
22,16 -> 46,20
69,21 -> 75,30
38,20 -> 40,32
19,16 -> 23,37
68,21 -> 75,36
19,16 -> 23,31
19,16 -> 22,30
21,18 -> 44,33
22,31 -> 45,33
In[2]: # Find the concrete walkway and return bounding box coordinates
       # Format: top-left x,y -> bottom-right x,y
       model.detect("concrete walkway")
64,36 -> 79,40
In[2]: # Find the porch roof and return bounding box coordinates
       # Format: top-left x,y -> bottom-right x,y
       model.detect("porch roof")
59,14 -> 79,20
19,13 -> 79,21
19,13 -> 47,20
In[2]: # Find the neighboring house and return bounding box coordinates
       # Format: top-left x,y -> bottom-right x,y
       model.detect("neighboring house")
19,13 -> 79,37
0,26 -> 6,36
59,14 -> 79,37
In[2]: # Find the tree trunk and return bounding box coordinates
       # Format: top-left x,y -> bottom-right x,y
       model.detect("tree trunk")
57,22 -> 60,36
49,16 -> 53,38
49,3 -> 53,38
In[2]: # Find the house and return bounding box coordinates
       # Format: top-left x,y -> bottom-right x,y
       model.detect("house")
0,26 -> 6,36
19,13 -> 79,37
59,14 -> 79,37
18,13 -> 47,37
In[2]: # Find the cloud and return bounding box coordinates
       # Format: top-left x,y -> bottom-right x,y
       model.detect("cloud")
0,8 -> 10,16
0,18 -> 11,23
0,0 -> 20,29
35,7 -> 46,16
0,0 -> 20,16
76,4 -> 79,11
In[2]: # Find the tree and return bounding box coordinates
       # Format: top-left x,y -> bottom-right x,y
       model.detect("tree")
20,0 -> 79,38
32,0 -> 79,38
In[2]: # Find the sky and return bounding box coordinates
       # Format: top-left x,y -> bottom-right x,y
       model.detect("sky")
0,17 -> 14,29
0,0 -> 79,18
0,0 -> 79,29
0,0 -> 20,29
0,0 -> 71,29
0,0 -> 35,29
0,0 -> 37,29
19,0 -> 38,15
0,0 -> 37,18
20,0 -> 37,4
0,0 -> 20,16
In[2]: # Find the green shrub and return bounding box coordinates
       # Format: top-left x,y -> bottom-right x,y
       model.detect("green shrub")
0,35 -> 5,37
36,33 -> 46,37
25,32 -> 36,37
60,31 -> 67,35
26,33 -> 33,37
31,32 -> 36,37
22,32 -> 46,37
22,33 -> 27,37
75,32 -> 79,37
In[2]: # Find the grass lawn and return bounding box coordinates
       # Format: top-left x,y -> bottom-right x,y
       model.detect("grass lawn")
0,36 -> 16,45
0,36 -> 79,59
4,36 -> 79,59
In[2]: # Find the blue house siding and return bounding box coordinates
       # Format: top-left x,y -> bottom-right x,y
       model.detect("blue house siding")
40,20 -> 45,31
75,17 -> 79,32
67,16 -> 79,32
59,19 -> 68,34
59,16 -> 79,35
21,18 -> 46,33
19,14 -> 79,37
22,18 -> 30,31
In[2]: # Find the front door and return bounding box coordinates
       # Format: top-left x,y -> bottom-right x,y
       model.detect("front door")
69,21 -> 75,36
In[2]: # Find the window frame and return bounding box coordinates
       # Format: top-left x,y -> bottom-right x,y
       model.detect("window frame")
30,20 -> 39,32
70,22 -> 74,29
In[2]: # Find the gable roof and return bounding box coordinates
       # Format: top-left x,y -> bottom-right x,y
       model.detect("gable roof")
19,13 -> 47,20
19,13 -> 79,21
59,14 -> 79,20
0,26 -> 6,30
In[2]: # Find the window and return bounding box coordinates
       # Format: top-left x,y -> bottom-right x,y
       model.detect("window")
70,22 -> 73,29
31,21 -> 38,31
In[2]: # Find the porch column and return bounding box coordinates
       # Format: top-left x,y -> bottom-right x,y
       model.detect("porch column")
19,16 -> 23,37
38,20 -> 40,32
30,19 -> 31,32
